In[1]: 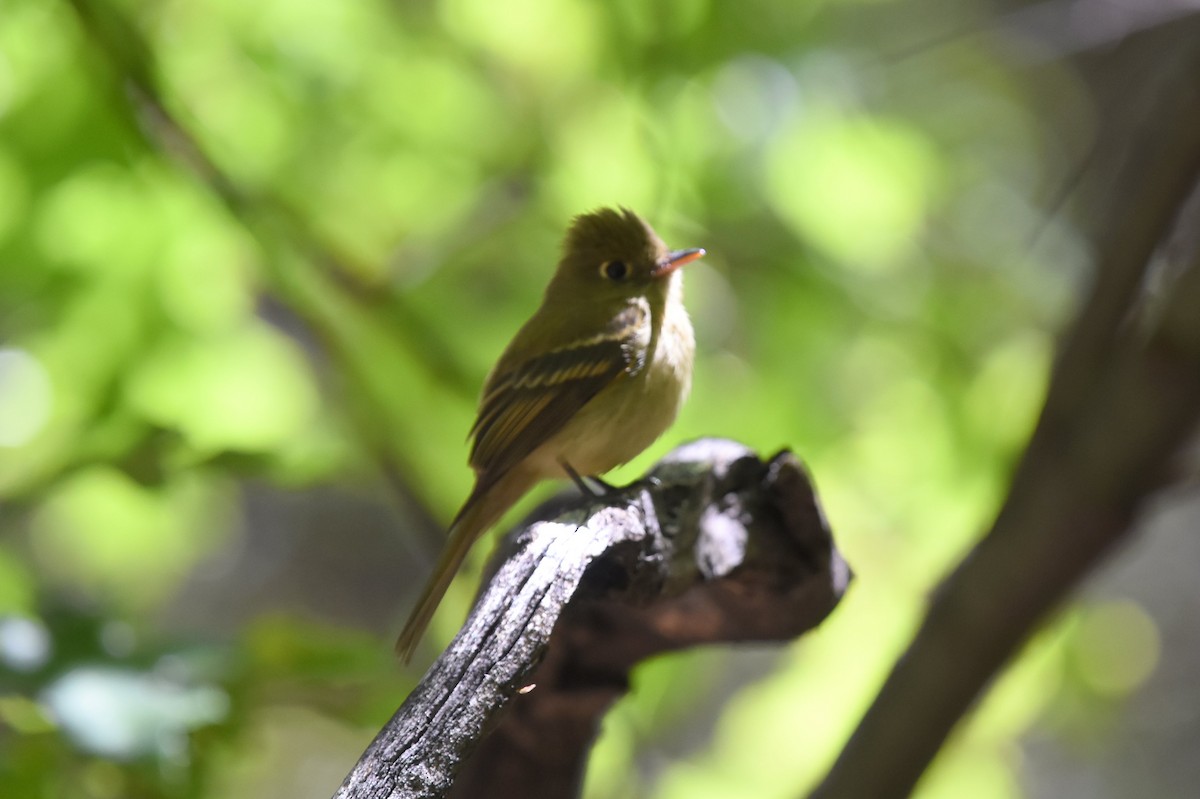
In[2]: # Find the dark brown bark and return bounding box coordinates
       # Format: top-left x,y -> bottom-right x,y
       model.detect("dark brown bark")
334,440 -> 850,799
809,18 -> 1200,799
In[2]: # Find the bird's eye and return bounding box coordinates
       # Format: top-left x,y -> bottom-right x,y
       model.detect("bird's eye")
601,260 -> 629,281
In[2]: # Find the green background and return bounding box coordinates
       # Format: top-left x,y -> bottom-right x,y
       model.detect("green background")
1,0 -> 1188,797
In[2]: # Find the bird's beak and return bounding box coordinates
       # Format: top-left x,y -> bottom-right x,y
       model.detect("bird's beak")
653,247 -> 706,279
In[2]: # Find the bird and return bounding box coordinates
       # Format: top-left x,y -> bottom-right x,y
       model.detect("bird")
395,207 -> 704,662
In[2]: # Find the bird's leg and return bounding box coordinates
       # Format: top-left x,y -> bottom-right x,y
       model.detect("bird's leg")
559,459 -> 616,498
586,474 -> 620,493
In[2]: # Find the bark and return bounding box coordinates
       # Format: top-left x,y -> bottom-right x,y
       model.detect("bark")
809,17 -> 1200,798
334,439 -> 850,799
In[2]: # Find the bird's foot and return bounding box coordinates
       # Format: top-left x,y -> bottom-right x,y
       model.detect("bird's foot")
559,459 -> 619,498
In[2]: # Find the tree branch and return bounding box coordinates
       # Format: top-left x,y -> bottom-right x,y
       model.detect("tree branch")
808,33 -> 1200,799
335,439 -> 850,799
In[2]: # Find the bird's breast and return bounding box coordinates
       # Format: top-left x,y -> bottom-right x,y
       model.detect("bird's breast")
528,298 -> 695,478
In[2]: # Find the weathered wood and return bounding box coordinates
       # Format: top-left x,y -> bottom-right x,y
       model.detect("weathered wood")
335,438 -> 850,799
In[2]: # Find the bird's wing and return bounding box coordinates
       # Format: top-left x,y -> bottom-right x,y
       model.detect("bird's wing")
468,302 -> 649,486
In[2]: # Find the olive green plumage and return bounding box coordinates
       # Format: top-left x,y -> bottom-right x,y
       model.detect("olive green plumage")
395,208 -> 703,662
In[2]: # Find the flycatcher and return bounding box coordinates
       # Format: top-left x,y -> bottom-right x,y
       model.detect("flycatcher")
395,207 -> 704,662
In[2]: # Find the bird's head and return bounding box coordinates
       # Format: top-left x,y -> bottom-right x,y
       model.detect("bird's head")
545,207 -> 704,306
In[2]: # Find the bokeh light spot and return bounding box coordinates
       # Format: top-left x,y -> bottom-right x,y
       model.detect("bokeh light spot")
1073,600 -> 1160,697
0,615 -> 52,672
125,324 -> 318,453
765,113 -> 938,271
0,347 -> 53,447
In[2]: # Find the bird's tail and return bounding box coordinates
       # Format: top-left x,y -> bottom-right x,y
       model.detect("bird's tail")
394,471 -> 534,663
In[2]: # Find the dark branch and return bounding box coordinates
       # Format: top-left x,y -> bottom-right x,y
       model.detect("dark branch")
808,33 -> 1200,799
335,439 -> 851,799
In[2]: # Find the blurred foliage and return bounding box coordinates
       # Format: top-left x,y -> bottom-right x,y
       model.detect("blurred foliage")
0,0 -> 1170,797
